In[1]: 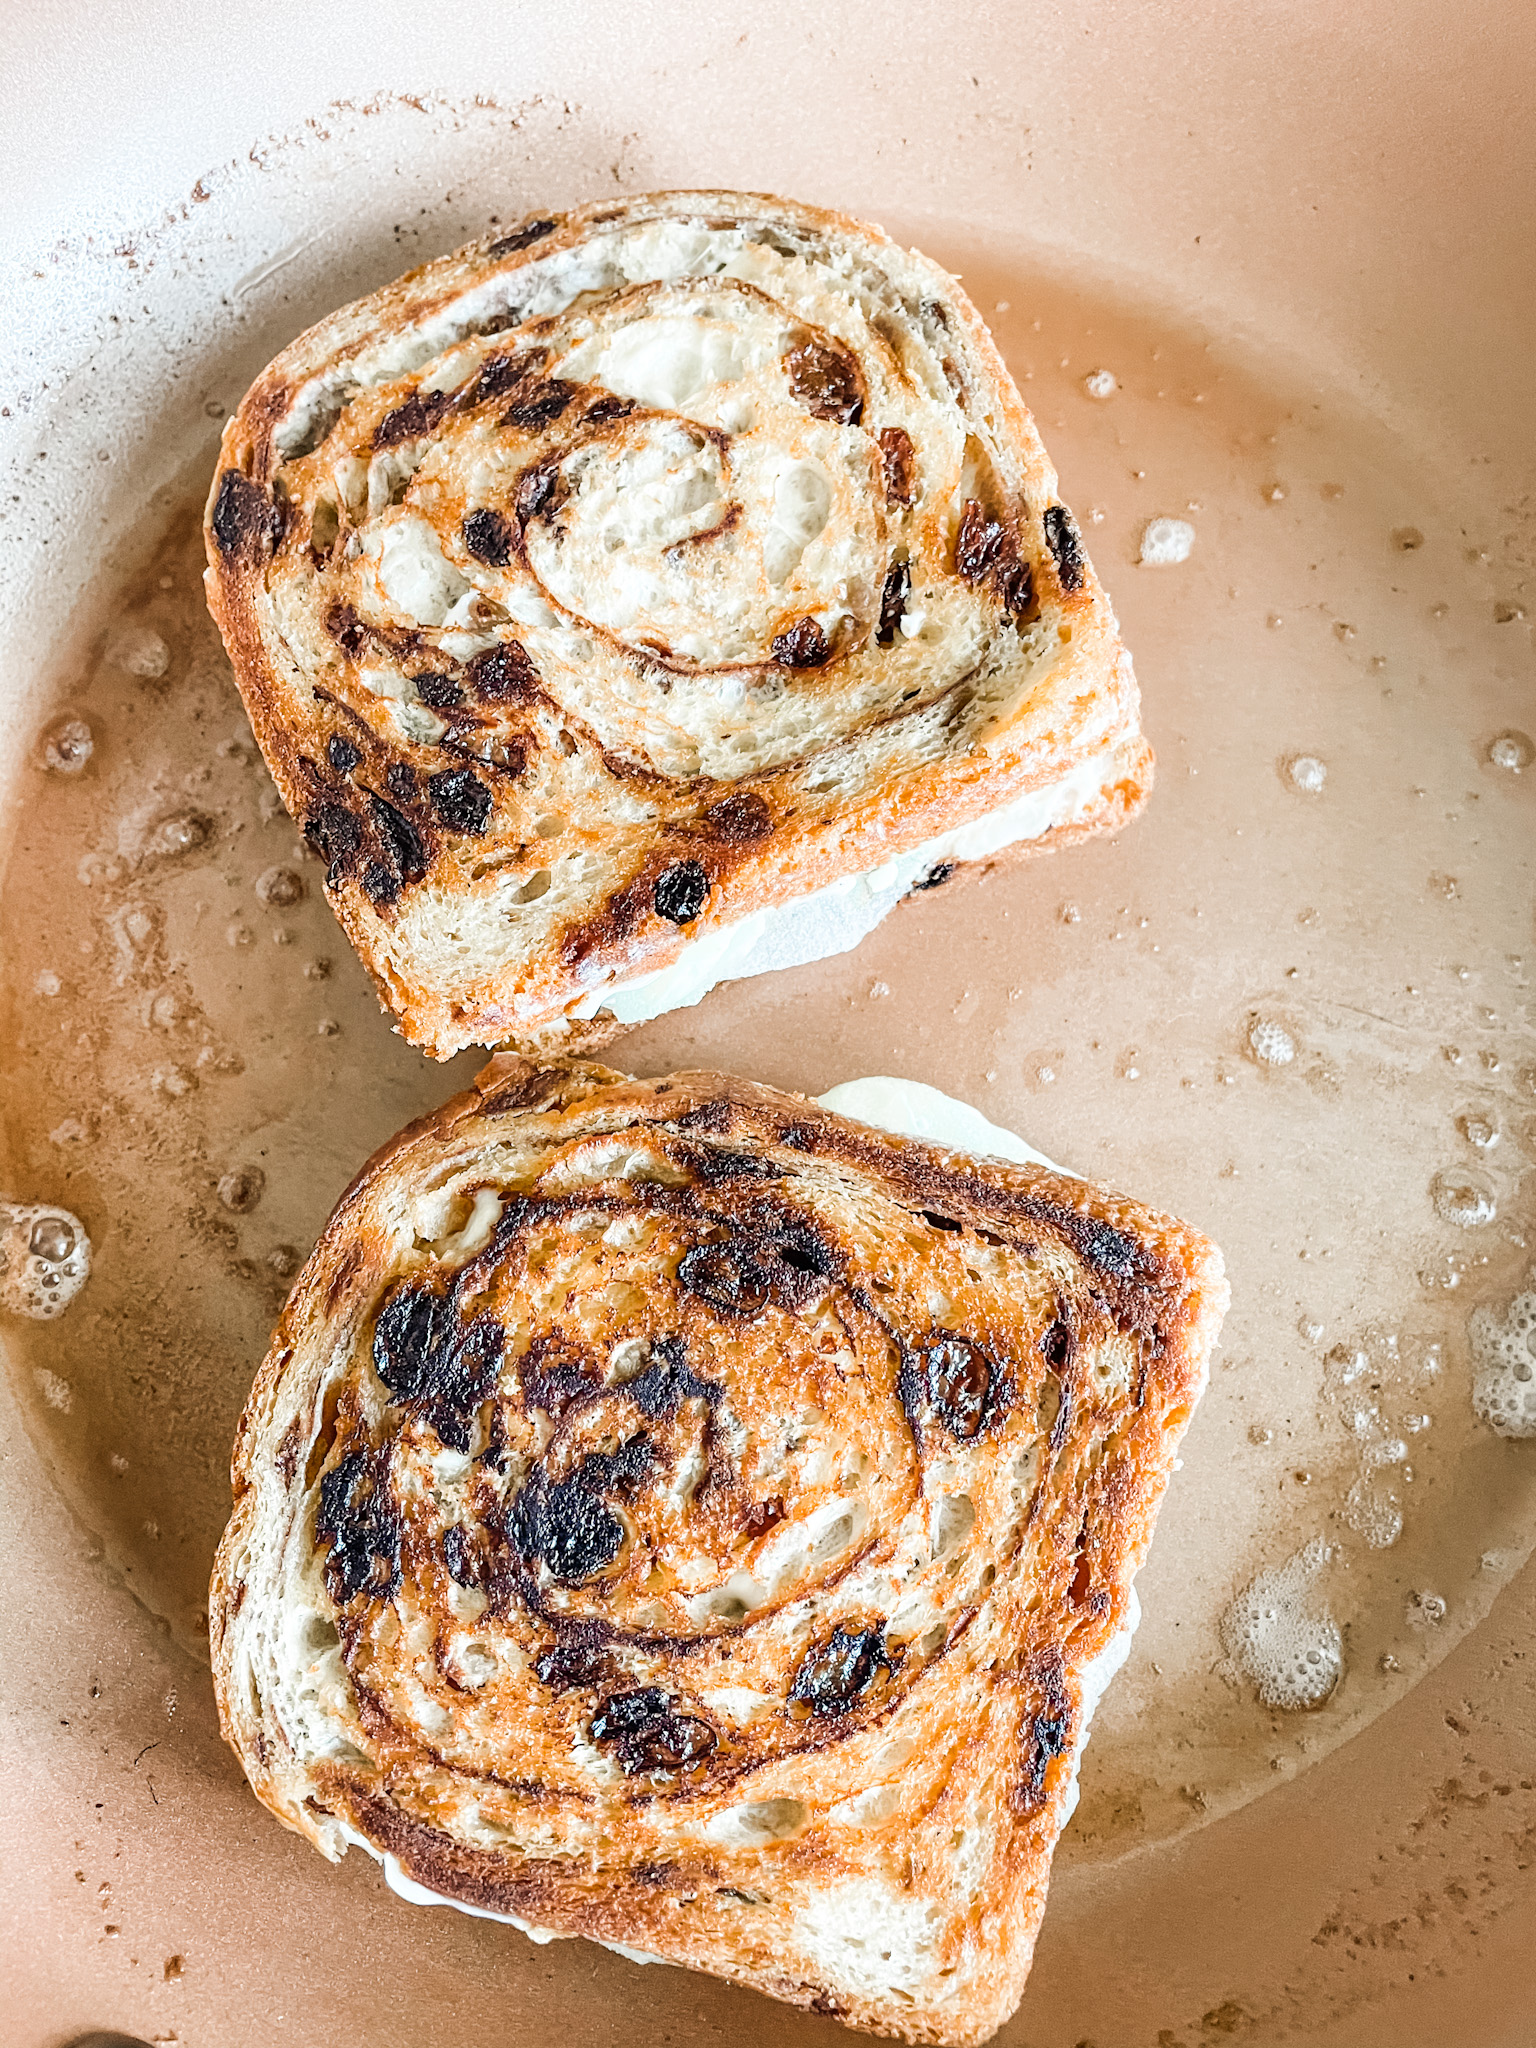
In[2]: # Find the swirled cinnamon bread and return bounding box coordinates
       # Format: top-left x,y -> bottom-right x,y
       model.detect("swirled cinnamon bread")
211,1061 -> 1224,2044
204,191 -> 1150,1058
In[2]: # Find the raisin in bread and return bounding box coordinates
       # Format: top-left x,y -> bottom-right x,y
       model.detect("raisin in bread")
210,1059 -> 1225,2044
204,191 -> 1151,1059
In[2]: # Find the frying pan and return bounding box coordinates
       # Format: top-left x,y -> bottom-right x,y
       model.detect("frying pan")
3,4 -> 1534,2043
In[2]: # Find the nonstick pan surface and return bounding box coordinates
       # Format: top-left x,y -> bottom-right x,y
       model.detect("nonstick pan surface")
2,9 -> 1533,2044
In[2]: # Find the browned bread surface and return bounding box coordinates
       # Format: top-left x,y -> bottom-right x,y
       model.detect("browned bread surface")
204,192 -> 1149,1058
211,1060 -> 1225,2044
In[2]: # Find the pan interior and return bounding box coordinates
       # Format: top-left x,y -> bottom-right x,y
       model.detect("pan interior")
0,235 -> 1532,1871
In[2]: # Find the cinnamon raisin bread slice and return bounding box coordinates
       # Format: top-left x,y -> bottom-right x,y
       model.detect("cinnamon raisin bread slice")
205,191 -> 1151,1058
211,1060 -> 1224,2044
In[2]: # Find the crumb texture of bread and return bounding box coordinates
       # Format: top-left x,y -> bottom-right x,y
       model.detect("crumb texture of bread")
211,1060 -> 1225,2044
204,193 -> 1148,1057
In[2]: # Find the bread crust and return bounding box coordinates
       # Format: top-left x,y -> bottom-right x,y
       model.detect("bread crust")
211,1059 -> 1224,2043
205,192 -> 1149,1057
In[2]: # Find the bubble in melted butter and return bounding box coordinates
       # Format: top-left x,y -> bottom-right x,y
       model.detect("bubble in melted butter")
0,1201 -> 91,1319
1284,752 -> 1328,795
1139,516 -> 1195,566
1248,1018 -> 1296,1066
1489,730 -> 1533,771
1431,1167 -> 1497,1227
1220,1538 -> 1342,1711
1469,1279 -> 1536,1437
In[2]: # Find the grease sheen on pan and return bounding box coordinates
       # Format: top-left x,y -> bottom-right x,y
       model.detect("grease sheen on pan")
204,192 -> 1150,1057
210,1059 -> 1225,2045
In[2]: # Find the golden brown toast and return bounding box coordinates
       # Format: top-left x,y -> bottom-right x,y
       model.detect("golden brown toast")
211,1060 -> 1224,2044
204,191 -> 1150,1058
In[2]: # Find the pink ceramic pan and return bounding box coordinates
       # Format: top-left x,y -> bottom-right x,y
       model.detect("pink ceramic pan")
2,4 -> 1533,2042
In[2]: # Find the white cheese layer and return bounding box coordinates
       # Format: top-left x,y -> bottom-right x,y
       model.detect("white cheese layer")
1059,1586 -> 1141,1827
340,1825 -> 667,1965
572,745 -> 1116,1026
814,1075 -> 1066,1173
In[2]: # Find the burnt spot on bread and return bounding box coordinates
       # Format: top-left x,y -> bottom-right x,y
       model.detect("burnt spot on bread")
462,507 -> 515,567
428,766 -> 493,835
363,861 -> 399,906
503,379 -> 580,433
1043,504 -> 1085,592
678,1216 -> 835,1320
782,335 -> 865,426
327,734 -> 362,775
559,867 -> 653,969
386,761 -> 418,802
488,217 -> 558,258
654,860 -> 709,926
686,1147 -> 784,1187
304,801 -> 364,883
508,1466 -> 626,1585
1068,1215 -> 1145,1286
788,1625 -> 895,1717
533,1634 -> 611,1692
467,640 -> 539,704
414,669 -> 463,709
878,426 -> 916,507
673,1098 -> 734,1135
324,601 -> 370,660
625,1337 -> 718,1420
517,1336 -> 603,1419
876,561 -> 911,646
374,389 -> 452,451
372,1282 -> 505,1452
367,792 -> 428,885
704,791 -> 772,843
316,1446 -> 401,1606
678,1239 -> 770,1317
441,1523 -> 482,1591
589,1689 -> 718,1777
475,348 -> 547,402
477,1064 -> 572,1115
1020,1704 -> 1073,1808
211,470 -> 282,560
580,1435 -> 656,1497
771,616 -> 829,668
